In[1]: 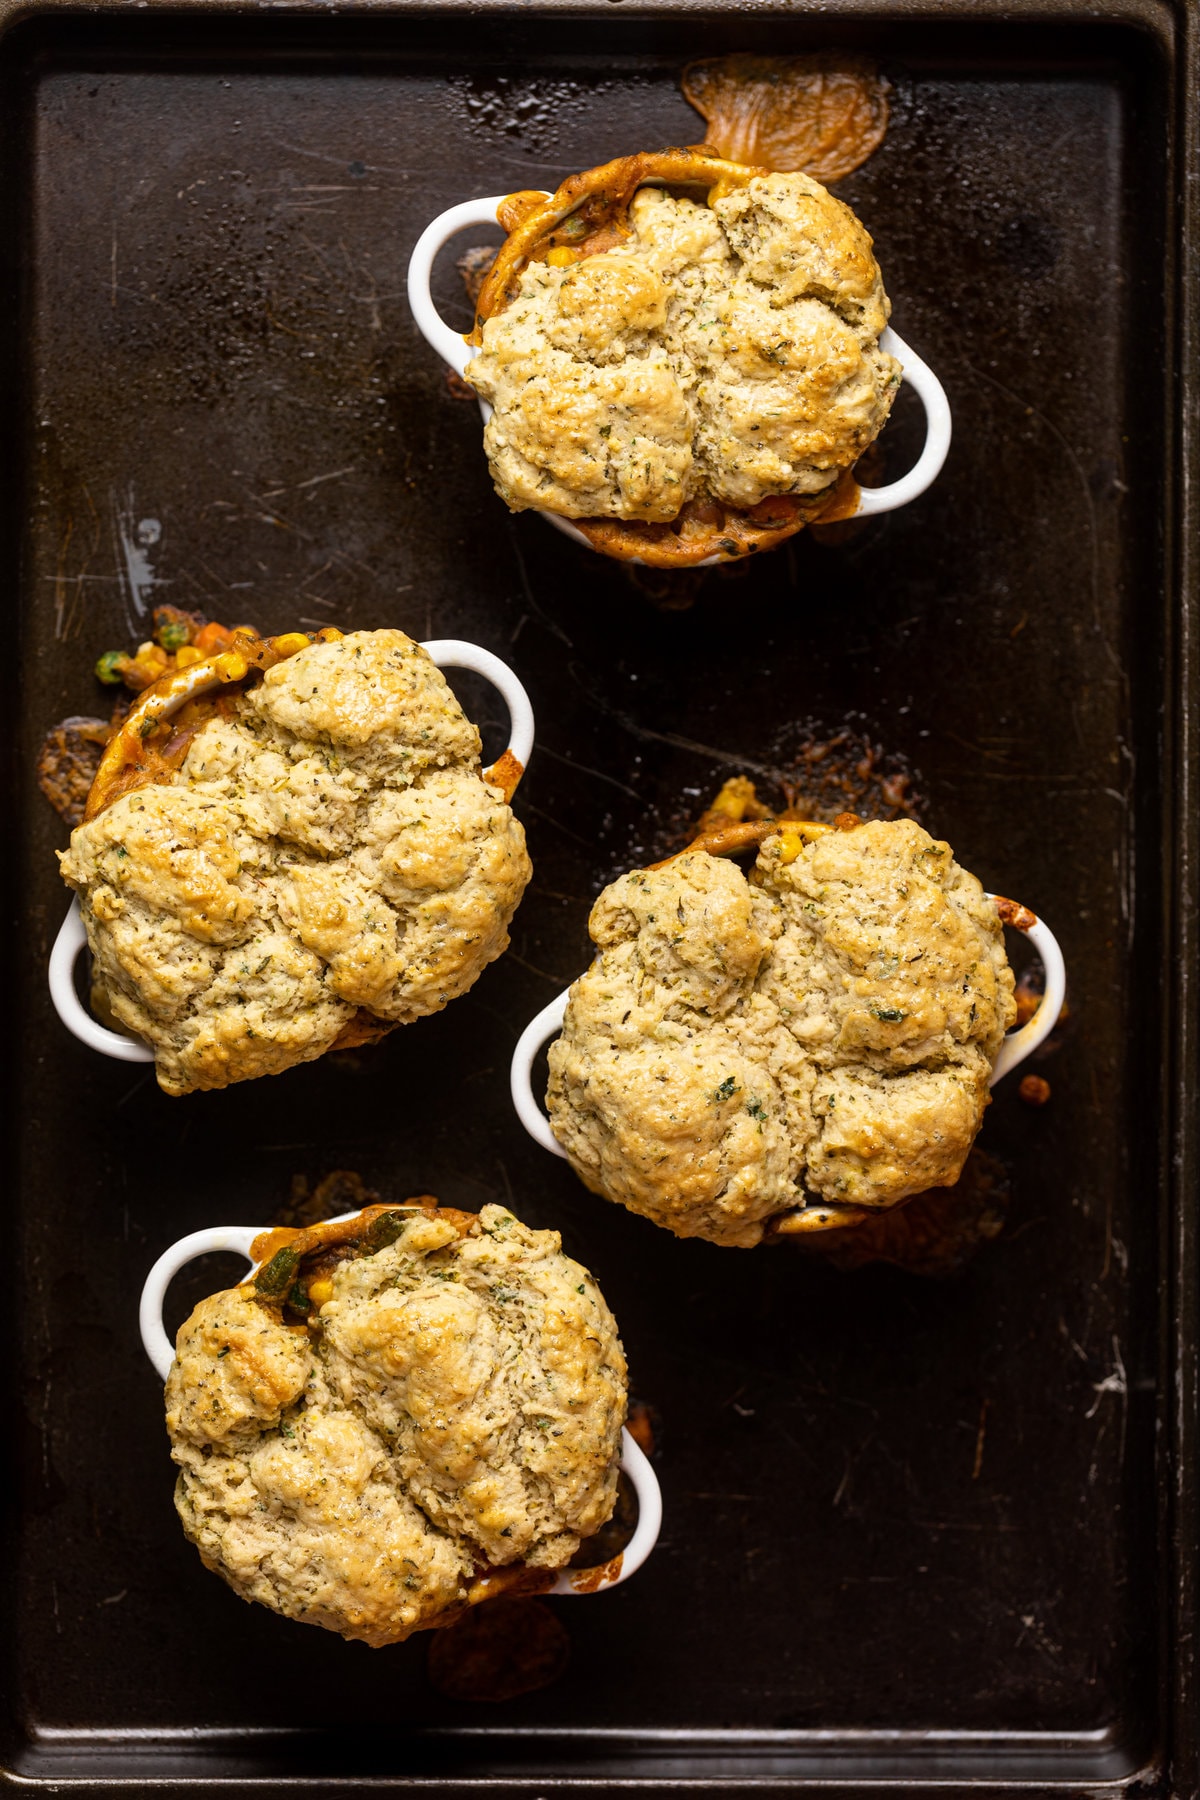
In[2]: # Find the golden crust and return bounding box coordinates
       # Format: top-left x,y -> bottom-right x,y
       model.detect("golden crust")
59,630 -> 532,1095
546,821 -> 1017,1247
166,1204 -> 627,1647
469,148 -> 763,339
464,157 -> 899,565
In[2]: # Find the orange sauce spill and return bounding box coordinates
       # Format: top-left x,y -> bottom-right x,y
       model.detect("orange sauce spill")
247,1199 -> 459,1272
682,54 -> 890,183
466,1563 -> 558,1605
567,1553 -> 623,1594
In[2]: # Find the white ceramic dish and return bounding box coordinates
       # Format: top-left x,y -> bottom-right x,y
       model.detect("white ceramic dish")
407,193 -> 953,564
48,638 -> 535,1065
139,1210 -> 662,1597
510,894 -> 1067,1160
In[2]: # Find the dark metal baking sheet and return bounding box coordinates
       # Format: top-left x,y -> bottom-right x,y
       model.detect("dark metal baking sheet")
4,2 -> 1197,1792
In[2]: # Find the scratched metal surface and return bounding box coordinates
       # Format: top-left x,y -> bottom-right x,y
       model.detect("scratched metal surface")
4,8 -> 1176,1792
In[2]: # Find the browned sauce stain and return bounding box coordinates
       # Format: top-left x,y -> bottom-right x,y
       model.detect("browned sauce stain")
36,716 -> 111,829
1019,1074 -> 1052,1107
993,894 -> 1038,932
466,1562 -> 559,1606
426,1597 -> 570,1703
444,367 -> 476,401
786,1149 -> 1013,1279
567,1553 -> 623,1594
682,53 -> 890,184
269,1168 -> 381,1232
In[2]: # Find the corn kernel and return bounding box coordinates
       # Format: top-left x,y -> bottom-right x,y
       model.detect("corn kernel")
776,820 -> 833,864
273,632 -> 311,657
545,246 -> 576,267
216,652 -> 249,682
175,644 -> 203,668
307,1277 -> 334,1308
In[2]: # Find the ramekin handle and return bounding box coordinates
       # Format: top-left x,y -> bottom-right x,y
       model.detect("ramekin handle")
49,899 -> 155,1064
988,901 -> 1067,1086
510,989 -> 570,1158
139,1227 -> 262,1382
407,196 -> 524,376
855,328 -> 952,517
550,1426 -> 663,1596
422,638 -> 535,774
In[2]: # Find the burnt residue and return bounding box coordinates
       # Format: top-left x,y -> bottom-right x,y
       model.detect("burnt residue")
35,715 -> 110,830
268,1168 -> 382,1231
456,243 -> 497,309
605,729 -> 923,880
792,1148 -> 1012,1278
426,1597 -> 570,1703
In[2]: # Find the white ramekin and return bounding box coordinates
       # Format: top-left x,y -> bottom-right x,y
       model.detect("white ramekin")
407,193 -> 953,564
510,894 -> 1067,1160
139,1209 -> 662,1597
48,638 -> 535,1066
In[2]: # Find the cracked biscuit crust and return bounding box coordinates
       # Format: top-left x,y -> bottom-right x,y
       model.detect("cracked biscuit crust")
465,171 -> 900,522
166,1206 -> 627,1647
59,630 -> 532,1094
546,821 -> 1016,1247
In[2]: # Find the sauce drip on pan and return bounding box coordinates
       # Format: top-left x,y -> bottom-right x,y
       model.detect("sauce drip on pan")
426,1597 -> 571,1702
682,54 -> 890,184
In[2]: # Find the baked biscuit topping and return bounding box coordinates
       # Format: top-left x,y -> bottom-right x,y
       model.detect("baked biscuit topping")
465,168 -> 899,533
59,630 -> 531,1094
166,1204 -> 627,1647
546,819 -> 1016,1248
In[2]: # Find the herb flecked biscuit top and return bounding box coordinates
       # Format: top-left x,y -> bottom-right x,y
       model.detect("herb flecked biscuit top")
166,1204 -> 627,1647
465,171 -> 900,522
58,630 -> 531,1094
546,820 -> 1016,1248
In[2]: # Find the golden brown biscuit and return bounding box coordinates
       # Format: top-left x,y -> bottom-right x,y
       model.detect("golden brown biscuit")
59,630 -> 531,1095
166,1204 -> 627,1647
465,170 -> 899,528
546,820 -> 1016,1247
